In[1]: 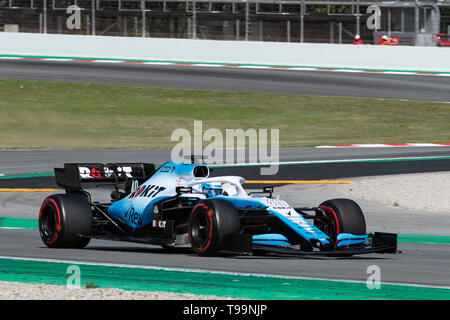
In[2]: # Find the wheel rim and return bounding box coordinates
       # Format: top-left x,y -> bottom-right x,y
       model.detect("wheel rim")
316,206 -> 339,241
189,202 -> 215,253
190,210 -> 210,248
39,202 -> 58,242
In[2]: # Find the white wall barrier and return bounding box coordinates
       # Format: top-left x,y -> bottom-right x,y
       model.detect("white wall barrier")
0,32 -> 449,72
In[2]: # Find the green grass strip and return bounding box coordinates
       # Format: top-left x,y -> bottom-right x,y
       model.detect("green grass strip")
398,234 -> 450,244
0,78 -> 449,149
0,172 -> 55,179
0,217 -> 39,230
0,257 -> 449,299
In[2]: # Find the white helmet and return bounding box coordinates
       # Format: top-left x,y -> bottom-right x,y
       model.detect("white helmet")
382,35 -> 388,41
201,183 -> 223,197
355,34 -> 360,40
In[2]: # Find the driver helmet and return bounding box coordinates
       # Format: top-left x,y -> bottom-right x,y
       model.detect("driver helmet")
201,183 -> 223,198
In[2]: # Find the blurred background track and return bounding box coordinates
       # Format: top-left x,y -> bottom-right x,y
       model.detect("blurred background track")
1,59 -> 450,102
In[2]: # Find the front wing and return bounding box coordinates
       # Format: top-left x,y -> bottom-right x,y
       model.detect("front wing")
221,232 -> 399,257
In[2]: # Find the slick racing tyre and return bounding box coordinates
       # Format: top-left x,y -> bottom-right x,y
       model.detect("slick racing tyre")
315,198 -> 366,241
39,194 -> 92,248
188,199 -> 240,256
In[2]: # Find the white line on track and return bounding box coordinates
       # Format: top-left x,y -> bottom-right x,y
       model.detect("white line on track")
209,155 -> 450,168
316,143 -> 450,148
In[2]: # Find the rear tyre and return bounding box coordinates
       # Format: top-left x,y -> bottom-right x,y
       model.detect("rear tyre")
188,199 -> 240,256
315,198 -> 366,242
39,193 -> 92,248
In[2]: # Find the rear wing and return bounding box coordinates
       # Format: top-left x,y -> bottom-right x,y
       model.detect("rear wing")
54,163 -> 156,191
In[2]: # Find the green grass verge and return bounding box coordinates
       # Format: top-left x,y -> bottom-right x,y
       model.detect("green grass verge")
1,257 -> 449,299
0,217 -> 39,230
0,78 -> 449,149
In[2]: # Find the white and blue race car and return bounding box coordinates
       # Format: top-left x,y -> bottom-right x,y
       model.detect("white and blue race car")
38,162 -> 398,257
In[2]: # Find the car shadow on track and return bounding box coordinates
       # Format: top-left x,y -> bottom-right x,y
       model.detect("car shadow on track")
82,245 -> 389,261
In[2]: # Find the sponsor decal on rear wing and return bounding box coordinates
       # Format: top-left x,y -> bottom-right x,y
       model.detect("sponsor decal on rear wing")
54,163 -> 156,191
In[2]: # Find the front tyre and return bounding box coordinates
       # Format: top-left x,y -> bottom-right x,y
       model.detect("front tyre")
188,199 -> 240,256
315,198 -> 366,242
39,194 -> 92,248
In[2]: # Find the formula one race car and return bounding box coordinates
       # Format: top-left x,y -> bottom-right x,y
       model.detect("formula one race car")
38,162 -> 398,257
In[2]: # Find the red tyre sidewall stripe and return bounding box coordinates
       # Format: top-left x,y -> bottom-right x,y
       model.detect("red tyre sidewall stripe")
320,205 -> 340,245
39,198 -> 62,245
189,203 -> 214,253
197,209 -> 214,253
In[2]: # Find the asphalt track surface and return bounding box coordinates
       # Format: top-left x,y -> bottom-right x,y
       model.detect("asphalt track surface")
1,228 -> 450,288
1,147 -> 450,174
1,59 -> 450,102
1,158 -> 450,189
1,147 -> 450,188
0,148 -> 450,288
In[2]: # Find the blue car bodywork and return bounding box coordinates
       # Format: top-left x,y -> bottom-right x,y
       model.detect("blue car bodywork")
51,161 -> 398,256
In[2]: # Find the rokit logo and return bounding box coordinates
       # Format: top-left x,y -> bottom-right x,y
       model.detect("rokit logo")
78,166 -> 133,179
152,220 -> 167,228
129,184 -> 167,199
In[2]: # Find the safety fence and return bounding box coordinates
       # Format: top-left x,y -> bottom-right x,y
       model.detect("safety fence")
1,0 -> 450,45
